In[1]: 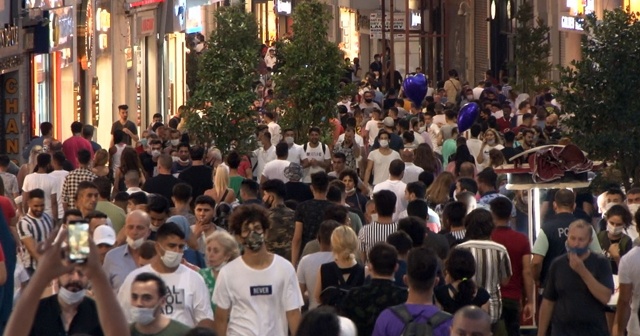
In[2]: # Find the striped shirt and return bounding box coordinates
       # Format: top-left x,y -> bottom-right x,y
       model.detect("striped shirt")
17,212 -> 55,270
456,239 -> 512,324
358,221 -> 398,261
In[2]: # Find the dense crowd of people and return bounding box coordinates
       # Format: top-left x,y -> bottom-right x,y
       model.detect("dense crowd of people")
0,64 -> 633,336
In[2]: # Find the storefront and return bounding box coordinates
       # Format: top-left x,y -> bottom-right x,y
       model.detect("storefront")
339,7 -> 359,60
124,0 -> 162,132
0,23 -> 24,162
163,0 -> 187,120
31,5 -> 76,140
91,0 -> 112,145
253,0 -> 277,44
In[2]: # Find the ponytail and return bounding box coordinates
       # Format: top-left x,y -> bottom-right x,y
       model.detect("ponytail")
454,277 -> 477,306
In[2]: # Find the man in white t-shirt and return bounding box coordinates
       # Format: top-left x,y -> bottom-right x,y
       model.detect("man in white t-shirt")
117,222 -> 214,329
617,246 -> 640,336
213,204 -> 303,336
261,143 -> 292,184
400,150 -> 423,184
252,132 -> 276,180
22,153 -> 58,219
302,127 -> 331,184
466,124 -> 483,166
264,111 -> 282,146
283,129 -> 308,166
362,108 -> 382,147
297,220 -> 339,310
49,151 -> 69,221
364,130 -> 401,187
372,159 -> 408,218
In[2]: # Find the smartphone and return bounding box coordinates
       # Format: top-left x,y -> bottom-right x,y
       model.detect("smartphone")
67,221 -> 90,263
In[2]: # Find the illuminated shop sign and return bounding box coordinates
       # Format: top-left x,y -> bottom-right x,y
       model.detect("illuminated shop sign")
96,8 -> 111,52
186,7 -> 203,34
24,0 -> 64,10
127,0 -> 165,8
2,73 -> 21,160
560,15 -> 583,31
276,0 -> 292,15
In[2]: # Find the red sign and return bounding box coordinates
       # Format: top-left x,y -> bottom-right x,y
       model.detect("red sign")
140,17 -> 155,35
128,0 -> 164,8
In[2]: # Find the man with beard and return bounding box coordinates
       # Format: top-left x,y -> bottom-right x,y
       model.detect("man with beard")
13,229 -> 129,336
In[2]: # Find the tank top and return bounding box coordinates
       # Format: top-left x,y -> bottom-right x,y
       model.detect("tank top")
112,143 -> 127,169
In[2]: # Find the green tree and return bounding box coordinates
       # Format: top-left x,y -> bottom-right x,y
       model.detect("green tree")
273,0 -> 344,142
512,1 -> 551,93
555,9 -> 640,188
184,4 -> 260,153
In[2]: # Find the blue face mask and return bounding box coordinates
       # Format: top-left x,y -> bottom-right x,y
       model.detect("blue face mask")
440,97 -> 448,104
565,242 -> 589,256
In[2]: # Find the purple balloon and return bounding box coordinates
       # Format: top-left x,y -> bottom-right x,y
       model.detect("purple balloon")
457,102 -> 480,133
402,74 -> 428,108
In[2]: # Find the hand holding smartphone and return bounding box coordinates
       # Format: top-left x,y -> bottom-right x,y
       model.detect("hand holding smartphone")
67,220 -> 90,263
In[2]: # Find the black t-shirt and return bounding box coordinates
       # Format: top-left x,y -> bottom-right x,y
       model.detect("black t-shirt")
295,199 -> 334,252
285,182 -> 313,203
346,192 -> 367,214
30,295 -> 103,336
178,165 -> 213,200
142,174 -> 182,206
501,146 -> 523,162
543,253 -> 613,336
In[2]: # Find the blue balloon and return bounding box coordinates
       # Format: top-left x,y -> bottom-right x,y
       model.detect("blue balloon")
402,74 -> 428,108
457,102 -> 480,133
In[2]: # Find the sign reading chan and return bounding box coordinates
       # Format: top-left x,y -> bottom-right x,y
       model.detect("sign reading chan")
2,73 -> 21,158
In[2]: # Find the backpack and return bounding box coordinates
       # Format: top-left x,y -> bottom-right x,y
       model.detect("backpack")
319,263 -> 362,311
303,142 -> 327,156
390,304 -> 452,336
214,202 -> 233,231
597,230 -> 631,254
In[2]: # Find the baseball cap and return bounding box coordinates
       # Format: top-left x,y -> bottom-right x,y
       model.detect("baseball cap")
383,117 -> 395,127
93,225 -> 116,246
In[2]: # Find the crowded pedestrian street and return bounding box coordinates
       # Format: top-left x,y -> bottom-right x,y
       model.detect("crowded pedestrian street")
0,0 -> 638,335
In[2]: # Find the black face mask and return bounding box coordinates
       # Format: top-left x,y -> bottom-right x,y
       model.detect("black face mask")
545,125 -> 555,132
364,98 -> 373,103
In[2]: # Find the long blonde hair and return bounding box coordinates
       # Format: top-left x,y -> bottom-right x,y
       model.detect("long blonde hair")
426,171 -> 456,206
330,226 -> 358,262
214,165 -> 230,196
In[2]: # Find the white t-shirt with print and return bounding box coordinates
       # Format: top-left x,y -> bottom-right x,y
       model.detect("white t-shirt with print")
117,264 -> 213,327
302,142 -> 331,183
262,159 -> 291,183
22,172 -> 57,217
367,149 -> 401,186
213,255 -> 304,336
253,146 -> 276,179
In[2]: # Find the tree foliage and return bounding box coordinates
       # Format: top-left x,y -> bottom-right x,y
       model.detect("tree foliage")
555,9 -> 640,188
273,0 -> 344,142
184,4 -> 260,153
512,1 -> 551,93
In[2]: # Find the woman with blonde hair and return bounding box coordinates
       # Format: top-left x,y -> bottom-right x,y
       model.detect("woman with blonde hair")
476,128 -> 504,169
426,171 -> 456,208
92,149 -> 113,182
199,230 -> 241,311
204,165 -> 236,204
18,145 -> 43,190
314,224 -> 364,308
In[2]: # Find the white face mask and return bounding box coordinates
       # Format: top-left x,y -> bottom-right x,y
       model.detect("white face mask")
379,140 -> 389,148
345,187 -> 356,194
161,249 -> 184,268
486,139 -> 496,146
628,203 -> 640,216
285,136 -> 294,145
151,150 -> 161,158
131,306 -> 157,325
607,223 -> 624,235
466,95 -> 474,101
58,287 -> 86,305
171,139 -> 180,146
127,236 -> 145,250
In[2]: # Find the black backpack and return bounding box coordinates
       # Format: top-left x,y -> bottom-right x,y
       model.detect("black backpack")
319,263 -> 363,312
390,304 -> 452,336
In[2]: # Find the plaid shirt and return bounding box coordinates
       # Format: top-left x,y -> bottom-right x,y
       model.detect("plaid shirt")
61,168 -> 97,209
